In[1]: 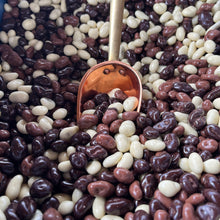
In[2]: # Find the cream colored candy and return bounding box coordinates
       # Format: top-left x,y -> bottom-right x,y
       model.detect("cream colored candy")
0,91 -> 4,99
182,6 -> 197,17
59,126 -> 79,141
16,119 -> 28,134
130,135 -> 139,142
58,201 -> 74,215
37,115 -> 53,125
9,91 -> 29,103
178,45 -> 188,55
44,149 -> 58,161
203,159 -> 220,174
63,45 -> 77,56
207,55 -> 220,66
144,140 -> 166,151
149,59 -> 159,73
80,14 -> 90,23
176,27 -> 186,41
130,140 -> 143,159
93,196 -> 105,219
65,25 -> 74,36
78,49 -> 91,60
32,105 -> 48,116
38,117 -> 52,133
174,112 -> 188,123
160,11 -> 172,23
22,19 -> 36,30
0,210 -> 6,220
86,160 -> 102,175
192,47 -> 205,59
152,79 -> 166,94
39,0 -> 51,6
0,196 -> 10,212
58,161 -> 72,173
119,120 -> 136,137
87,57 -> 97,67
158,180 -> 181,197
204,40 -> 216,53
46,53 -> 60,62
88,28 -> 99,39
192,96 -> 203,108
6,175 -> 23,200
187,32 -> 200,41
167,36 -> 176,45
127,16 -> 139,28
7,79 -> 24,90
99,22 -> 109,38
188,152 -> 203,174
206,109 -> 219,125
53,108 -> 68,119
103,152 -> 123,168
49,8 -> 62,20
58,152 -> 68,163
188,42 -> 197,58
0,31 -> 9,44
67,146 -> 76,157
179,158 -> 192,172
135,10 -> 149,20
82,109 -> 96,115
214,66 -> 220,76
147,26 -> 162,36
195,39 -> 204,48
123,96 -> 138,111
18,85 -> 32,93
72,188 -> 83,203
18,184 -> 30,200
117,152 -> 133,169
54,193 -> 71,203
213,98 -> 220,109
178,122 -> 198,137
135,204 -> 150,213
183,64 -> 197,74
173,10 -> 183,23
40,98 -> 55,110
115,133 -> 131,152
153,3 -> 167,15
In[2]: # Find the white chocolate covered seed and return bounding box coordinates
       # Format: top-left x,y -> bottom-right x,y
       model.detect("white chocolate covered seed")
144,140 -> 166,151
158,180 -> 181,197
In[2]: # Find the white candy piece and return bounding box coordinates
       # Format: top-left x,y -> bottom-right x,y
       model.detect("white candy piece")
203,159 -> 220,174
158,180 -> 181,197
188,152 -> 203,174
93,196 -> 105,219
119,120 -> 136,137
6,175 -> 23,200
144,140 -> 166,151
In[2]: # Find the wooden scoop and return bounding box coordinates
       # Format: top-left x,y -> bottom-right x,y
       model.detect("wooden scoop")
77,0 -> 143,120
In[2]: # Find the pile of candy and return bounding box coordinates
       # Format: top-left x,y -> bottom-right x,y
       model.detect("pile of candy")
0,0 -> 220,219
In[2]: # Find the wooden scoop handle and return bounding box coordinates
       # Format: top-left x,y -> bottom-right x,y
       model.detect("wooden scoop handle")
108,0 -> 125,61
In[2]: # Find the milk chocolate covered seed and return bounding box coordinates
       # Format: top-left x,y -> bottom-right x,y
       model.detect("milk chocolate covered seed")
87,181 -> 115,197
43,208 -> 63,220
113,167 -> 134,184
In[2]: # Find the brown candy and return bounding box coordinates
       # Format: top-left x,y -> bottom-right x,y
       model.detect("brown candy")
43,208 -> 63,220
129,180 -> 143,200
113,167 -> 134,184
87,181 -> 115,197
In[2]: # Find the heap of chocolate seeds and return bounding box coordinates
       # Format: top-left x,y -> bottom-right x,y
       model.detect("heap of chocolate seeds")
0,0 -> 220,219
